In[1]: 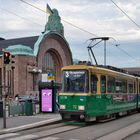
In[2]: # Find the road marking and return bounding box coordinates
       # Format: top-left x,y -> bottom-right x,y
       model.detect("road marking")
39,137 -> 80,140
0,133 -> 19,139
39,137 -> 59,140
69,139 -> 79,140
7,134 -> 38,140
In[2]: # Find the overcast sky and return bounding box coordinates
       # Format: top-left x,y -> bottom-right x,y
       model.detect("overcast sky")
0,0 -> 140,68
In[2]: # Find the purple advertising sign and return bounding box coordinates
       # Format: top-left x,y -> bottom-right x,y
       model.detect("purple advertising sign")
41,89 -> 53,112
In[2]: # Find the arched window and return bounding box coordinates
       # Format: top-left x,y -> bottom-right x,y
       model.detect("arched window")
41,50 -> 62,82
42,52 -> 56,75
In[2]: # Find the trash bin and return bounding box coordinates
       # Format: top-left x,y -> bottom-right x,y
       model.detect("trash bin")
0,101 -> 3,117
25,99 -> 33,116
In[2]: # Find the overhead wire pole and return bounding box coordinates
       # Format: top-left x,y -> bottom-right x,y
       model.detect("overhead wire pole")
103,37 -> 109,66
104,40 -> 106,66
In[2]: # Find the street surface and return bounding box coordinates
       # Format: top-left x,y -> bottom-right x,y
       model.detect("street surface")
0,113 -> 140,140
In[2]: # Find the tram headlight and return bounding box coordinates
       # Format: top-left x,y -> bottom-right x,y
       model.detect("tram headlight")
78,106 -> 85,111
60,105 -> 66,109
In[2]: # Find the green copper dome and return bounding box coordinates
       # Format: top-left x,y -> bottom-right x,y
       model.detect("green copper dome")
7,44 -> 34,56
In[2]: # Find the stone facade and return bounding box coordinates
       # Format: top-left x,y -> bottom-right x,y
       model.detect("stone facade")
0,8 -> 72,98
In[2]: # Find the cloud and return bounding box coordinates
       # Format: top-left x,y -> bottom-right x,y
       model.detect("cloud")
0,0 -> 140,67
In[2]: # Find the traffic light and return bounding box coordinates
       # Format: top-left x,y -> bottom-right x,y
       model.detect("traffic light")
3,51 -> 11,64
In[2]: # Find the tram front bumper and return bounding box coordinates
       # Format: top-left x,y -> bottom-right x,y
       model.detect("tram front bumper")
59,110 -> 86,120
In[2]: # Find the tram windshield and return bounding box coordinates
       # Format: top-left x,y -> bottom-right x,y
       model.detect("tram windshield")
62,70 -> 89,93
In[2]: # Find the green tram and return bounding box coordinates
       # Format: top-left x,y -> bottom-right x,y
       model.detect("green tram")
58,62 -> 140,122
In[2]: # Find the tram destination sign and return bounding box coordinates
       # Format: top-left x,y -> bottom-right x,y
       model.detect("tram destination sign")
65,70 -> 85,78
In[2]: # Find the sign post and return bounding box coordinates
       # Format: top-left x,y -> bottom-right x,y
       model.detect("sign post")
2,62 -> 6,128
1,49 -> 11,128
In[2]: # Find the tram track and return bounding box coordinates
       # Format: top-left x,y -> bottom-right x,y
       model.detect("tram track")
18,114 -> 139,140
33,124 -> 82,140
18,121 -> 65,135
94,119 -> 140,140
1,114 -> 140,140
18,121 -> 85,140
34,119 -> 140,140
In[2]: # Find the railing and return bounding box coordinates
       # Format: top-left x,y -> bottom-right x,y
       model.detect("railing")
5,101 -> 40,117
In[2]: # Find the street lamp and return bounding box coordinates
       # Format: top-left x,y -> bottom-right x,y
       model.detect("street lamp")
38,69 -> 42,73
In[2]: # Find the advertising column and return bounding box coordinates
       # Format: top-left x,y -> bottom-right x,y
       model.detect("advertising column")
41,88 -> 54,112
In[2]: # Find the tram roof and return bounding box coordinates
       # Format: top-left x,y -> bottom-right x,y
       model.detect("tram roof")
62,64 -> 140,79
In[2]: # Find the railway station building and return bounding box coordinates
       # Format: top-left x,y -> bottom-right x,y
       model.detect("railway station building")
0,9 -> 72,98
123,67 -> 140,75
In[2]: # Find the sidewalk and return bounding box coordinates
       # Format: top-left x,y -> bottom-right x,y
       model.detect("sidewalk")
0,113 -> 61,134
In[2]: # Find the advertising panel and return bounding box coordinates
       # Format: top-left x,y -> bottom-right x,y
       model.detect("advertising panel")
41,88 -> 53,112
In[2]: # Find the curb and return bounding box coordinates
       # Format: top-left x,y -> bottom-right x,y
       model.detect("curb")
0,117 -> 61,135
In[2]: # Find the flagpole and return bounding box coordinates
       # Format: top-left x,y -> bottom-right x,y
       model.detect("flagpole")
46,4 -> 47,23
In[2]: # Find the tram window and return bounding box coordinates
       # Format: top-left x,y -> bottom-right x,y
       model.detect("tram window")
139,82 -> 140,93
116,80 -> 122,93
128,83 -> 133,93
122,80 -> 127,93
101,75 -> 106,93
91,75 -> 98,93
63,70 -> 89,93
115,79 -> 127,93
108,77 -> 115,93
134,82 -> 136,93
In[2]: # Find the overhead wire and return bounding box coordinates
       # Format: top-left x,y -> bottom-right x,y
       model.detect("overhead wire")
20,0 -> 98,37
109,1 -> 140,61
110,0 -> 140,29
5,0 -> 137,64
0,7 -> 43,27
115,44 -> 138,61
108,37 -> 137,61
20,0 -> 139,64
